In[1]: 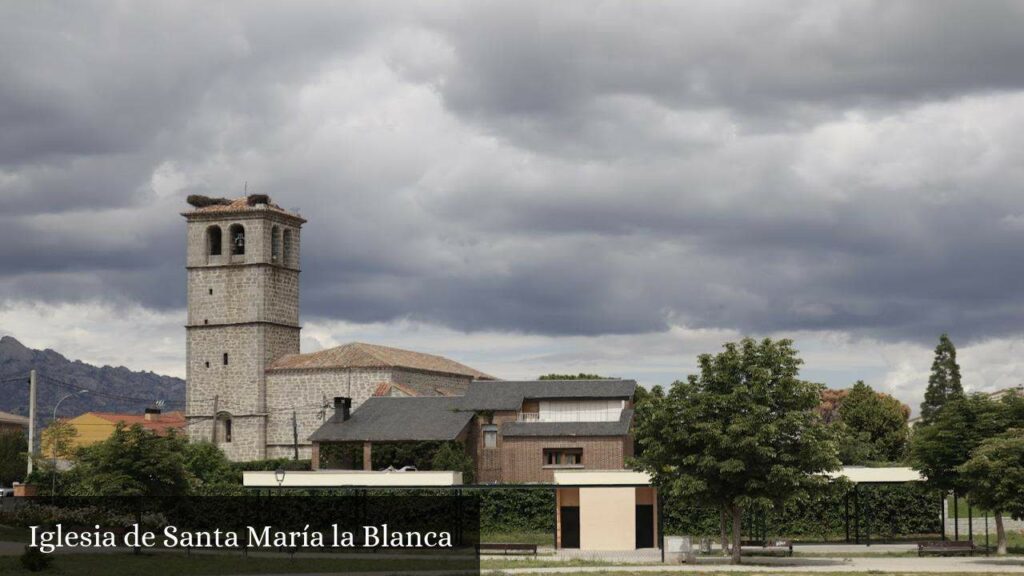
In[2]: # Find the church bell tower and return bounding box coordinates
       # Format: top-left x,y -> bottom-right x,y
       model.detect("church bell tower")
182,194 -> 304,461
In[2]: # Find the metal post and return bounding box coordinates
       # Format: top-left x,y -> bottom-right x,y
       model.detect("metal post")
845,492 -> 850,543
865,486 -> 871,547
953,489 -> 959,541
985,512 -> 989,553
292,411 -> 299,460
967,500 -> 973,543
854,485 -> 860,544
940,491 -> 946,541
657,490 -> 665,563
27,370 -> 36,476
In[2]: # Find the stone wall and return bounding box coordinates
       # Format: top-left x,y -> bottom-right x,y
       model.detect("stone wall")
390,369 -> 472,396
264,368 -> 391,453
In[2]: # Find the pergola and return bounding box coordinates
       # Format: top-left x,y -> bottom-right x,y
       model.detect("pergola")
826,466 -> 926,545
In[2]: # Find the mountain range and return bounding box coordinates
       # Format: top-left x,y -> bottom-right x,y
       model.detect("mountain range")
0,335 -> 185,434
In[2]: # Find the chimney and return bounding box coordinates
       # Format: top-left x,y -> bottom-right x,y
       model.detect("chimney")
144,407 -> 161,421
332,397 -> 352,422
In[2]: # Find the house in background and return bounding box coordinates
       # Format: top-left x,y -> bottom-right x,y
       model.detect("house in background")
49,408 -> 186,453
0,410 -> 29,434
309,379 -> 637,483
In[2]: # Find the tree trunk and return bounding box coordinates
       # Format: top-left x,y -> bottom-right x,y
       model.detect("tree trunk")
720,507 -> 730,556
731,505 -> 743,565
995,511 -> 1007,555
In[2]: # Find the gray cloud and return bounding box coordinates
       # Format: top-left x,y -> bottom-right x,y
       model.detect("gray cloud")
3,0 -> 1024,348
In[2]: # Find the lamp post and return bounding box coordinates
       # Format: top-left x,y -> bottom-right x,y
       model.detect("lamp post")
274,467 -> 286,495
51,390 -> 88,495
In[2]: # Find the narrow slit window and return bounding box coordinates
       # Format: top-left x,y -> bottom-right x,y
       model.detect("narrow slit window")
223,353 -> 229,365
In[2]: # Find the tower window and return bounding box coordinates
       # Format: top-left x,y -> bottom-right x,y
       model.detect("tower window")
205,361 -> 210,368
282,229 -> 293,266
206,226 -> 222,256
208,288 -> 213,295
223,353 -> 229,365
217,413 -> 233,444
229,224 -> 245,256
224,418 -> 232,443
271,226 -> 281,262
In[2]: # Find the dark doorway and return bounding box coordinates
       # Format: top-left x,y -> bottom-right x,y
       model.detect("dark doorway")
560,506 -> 580,549
635,505 -> 654,548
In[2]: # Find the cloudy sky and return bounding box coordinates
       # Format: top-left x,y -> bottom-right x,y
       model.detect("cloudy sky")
3,1 -> 1024,410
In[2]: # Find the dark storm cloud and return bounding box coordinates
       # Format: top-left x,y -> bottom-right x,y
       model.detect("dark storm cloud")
3,1 -> 1024,344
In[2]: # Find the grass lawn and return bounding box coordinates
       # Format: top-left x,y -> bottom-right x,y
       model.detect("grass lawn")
479,531 -> 553,546
0,552 -> 476,575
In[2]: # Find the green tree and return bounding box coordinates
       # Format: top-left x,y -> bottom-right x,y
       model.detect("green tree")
958,429 -> 1024,555
836,381 -> 910,463
910,393 -> 1006,496
632,338 -> 839,564
41,419 -> 78,461
920,334 -> 964,423
0,430 -> 27,487
431,441 -> 475,483
64,424 -> 191,497
182,441 -> 240,494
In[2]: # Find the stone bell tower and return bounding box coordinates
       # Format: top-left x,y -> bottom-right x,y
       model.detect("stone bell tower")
182,195 -> 305,461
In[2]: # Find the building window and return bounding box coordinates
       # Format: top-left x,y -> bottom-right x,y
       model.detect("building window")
483,424 -> 497,449
218,414 -> 233,443
208,288 -> 213,295
223,353 -> 229,365
271,226 -> 281,262
282,229 -> 293,266
206,226 -> 222,256
205,361 -> 210,368
229,224 -> 245,255
543,448 -> 583,467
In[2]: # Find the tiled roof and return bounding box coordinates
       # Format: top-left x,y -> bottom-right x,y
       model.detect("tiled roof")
267,342 -> 494,380
183,196 -> 305,221
458,379 -> 636,411
309,397 -> 472,442
372,382 -> 392,397
0,410 -> 29,427
88,411 -> 186,435
501,408 -> 634,437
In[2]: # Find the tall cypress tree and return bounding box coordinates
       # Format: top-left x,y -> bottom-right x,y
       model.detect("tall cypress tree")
920,333 -> 964,423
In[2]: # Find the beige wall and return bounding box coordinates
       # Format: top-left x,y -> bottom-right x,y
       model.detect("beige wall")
579,487 -> 635,551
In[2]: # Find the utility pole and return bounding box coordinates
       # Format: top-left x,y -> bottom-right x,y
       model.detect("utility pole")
27,369 -> 37,476
211,395 -> 219,444
292,411 -> 299,460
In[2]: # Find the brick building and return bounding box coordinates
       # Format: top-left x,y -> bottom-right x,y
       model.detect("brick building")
183,195 -> 492,461
309,379 -> 637,483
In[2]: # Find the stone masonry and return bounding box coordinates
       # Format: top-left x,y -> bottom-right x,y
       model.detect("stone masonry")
184,199 -> 305,462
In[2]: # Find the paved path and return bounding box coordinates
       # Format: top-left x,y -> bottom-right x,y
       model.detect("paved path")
492,557 -> 1024,573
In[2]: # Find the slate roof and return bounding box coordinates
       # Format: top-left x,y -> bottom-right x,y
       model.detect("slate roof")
458,379 -> 636,411
268,342 -> 494,380
501,408 -> 634,437
309,397 -> 473,442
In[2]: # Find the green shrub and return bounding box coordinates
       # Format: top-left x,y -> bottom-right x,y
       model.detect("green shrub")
20,545 -> 53,572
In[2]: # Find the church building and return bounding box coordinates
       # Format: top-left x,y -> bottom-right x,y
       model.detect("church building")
183,195 -> 493,461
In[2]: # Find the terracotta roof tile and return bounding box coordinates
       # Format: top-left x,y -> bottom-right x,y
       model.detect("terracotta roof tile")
267,342 -> 494,380
372,382 -> 392,397
88,411 -> 186,436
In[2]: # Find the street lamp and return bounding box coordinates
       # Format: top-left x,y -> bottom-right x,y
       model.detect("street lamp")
51,390 -> 88,496
274,467 -> 286,494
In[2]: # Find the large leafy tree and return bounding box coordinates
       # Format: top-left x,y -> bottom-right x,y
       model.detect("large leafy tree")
958,429 -> 1024,555
834,381 -> 910,464
632,338 -> 839,564
0,431 -> 27,487
910,393 -> 1007,497
64,424 -> 191,497
920,334 -> 964,423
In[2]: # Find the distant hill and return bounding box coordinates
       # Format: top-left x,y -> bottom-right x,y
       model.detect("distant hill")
0,336 -> 185,436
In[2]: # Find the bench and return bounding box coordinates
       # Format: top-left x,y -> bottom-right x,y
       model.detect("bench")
918,541 -> 976,556
740,539 -> 793,557
476,543 -> 538,556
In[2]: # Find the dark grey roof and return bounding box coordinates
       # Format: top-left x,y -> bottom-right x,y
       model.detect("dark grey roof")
309,397 -> 473,442
457,379 -> 636,411
501,408 -> 634,437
